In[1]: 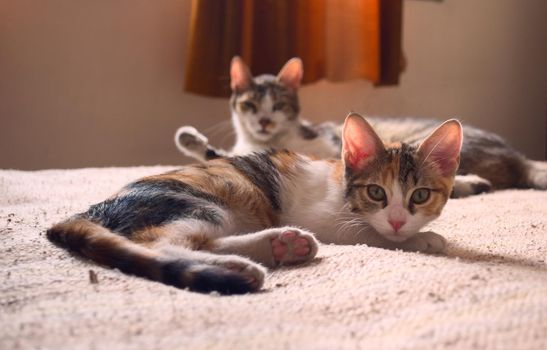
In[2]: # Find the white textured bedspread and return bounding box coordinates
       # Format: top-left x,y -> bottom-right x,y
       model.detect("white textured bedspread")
1,166 -> 546,350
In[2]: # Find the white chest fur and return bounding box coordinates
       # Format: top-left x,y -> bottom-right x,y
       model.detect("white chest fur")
231,111 -> 339,159
279,160 -> 346,241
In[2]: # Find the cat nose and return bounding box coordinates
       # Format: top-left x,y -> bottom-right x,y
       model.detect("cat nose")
259,118 -> 271,128
389,220 -> 405,232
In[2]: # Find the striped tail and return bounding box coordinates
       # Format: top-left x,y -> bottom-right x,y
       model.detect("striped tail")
46,218 -> 256,294
525,160 -> 547,189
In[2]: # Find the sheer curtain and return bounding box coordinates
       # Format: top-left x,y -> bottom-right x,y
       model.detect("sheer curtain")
184,0 -> 403,97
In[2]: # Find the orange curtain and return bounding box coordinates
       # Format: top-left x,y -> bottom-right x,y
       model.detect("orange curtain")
184,0 -> 403,97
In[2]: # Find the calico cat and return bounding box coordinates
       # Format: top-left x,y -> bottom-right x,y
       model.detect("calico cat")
175,57 -> 547,198
48,113 -> 461,295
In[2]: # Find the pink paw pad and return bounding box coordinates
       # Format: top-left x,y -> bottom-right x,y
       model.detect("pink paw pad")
271,230 -> 313,265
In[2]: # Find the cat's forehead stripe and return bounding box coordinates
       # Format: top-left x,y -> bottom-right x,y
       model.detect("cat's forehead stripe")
394,144 -> 419,186
378,144 -> 419,188
233,81 -> 285,101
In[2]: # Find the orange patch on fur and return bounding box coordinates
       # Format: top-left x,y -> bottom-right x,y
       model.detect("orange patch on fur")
147,159 -> 279,229
132,226 -> 171,245
186,232 -> 214,251
270,151 -> 300,177
48,218 -> 162,279
419,176 -> 453,216
384,141 -> 402,148
330,161 -> 344,183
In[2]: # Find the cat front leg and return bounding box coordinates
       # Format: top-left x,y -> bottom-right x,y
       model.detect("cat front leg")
325,226 -> 446,254
389,231 -> 447,253
365,230 -> 446,253
210,227 -> 319,268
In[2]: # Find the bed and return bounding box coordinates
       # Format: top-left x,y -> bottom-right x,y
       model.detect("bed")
1,166 -> 546,349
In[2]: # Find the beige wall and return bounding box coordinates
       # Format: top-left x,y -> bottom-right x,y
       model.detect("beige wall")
1,0 -> 546,170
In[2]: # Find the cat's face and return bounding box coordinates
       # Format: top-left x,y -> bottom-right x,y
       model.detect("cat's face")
342,114 -> 462,242
229,57 -> 302,141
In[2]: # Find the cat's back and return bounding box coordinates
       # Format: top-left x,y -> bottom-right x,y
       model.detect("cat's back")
88,151 -> 305,232
367,116 -> 507,148
366,116 -> 528,187
367,117 -> 439,145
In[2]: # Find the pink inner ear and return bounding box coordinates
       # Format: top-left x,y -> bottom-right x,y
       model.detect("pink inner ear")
342,115 -> 381,171
431,145 -> 460,176
346,146 -> 370,169
277,59 -> 303,90
230,59 -> 251,91
419,121 -> 462,176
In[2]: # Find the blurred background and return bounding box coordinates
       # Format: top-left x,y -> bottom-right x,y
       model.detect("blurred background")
1,0 -> 546,170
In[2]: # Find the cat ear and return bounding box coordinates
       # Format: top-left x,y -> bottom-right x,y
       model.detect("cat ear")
417,119 -> 463,176
342,113 -> 385,172
277,58 -> 303,90
230,56 -> 253,92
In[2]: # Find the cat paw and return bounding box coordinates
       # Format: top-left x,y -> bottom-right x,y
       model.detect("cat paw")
213,255 -> 266,291
175,126 -> 208,156
452,174 -> 492,198
270,229 -> 319,265
403,231 -> 446,253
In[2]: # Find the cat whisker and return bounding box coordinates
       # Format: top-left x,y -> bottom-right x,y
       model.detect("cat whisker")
204,120 -> 232,134
419,134 -> 449,168
206,123 -> 234,139
419,156 -> 453,172
335,222 -> 368,243
219,130 -> 236,145
335,216 -> 368,241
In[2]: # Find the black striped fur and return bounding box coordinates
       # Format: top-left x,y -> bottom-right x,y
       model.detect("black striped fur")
46,153 -> 293,295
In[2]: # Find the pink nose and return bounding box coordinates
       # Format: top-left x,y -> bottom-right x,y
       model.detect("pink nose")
259,118 -> 271,128
389,220 -> 405,232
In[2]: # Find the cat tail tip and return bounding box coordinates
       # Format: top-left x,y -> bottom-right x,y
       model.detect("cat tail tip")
46,215 -> 89,252
525,160 -> 547,190
163,261 -> 263,295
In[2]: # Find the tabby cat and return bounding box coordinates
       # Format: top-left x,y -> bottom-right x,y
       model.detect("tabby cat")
175,57 -> 547,198
48,113 -> 461,294
175,56 -> 340,161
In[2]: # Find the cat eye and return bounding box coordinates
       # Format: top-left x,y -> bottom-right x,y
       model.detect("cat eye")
411,188 -> 431,204
240,101 -> 257,113
366,185 -> 386,202
272,102 -> 286,112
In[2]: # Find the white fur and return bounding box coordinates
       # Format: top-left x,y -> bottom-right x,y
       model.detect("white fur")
161,213 -> 236,244
278,159 -> 380,245
452,174 -> 492,198
232,107 -> 339,159
174,126 -> 210,160
527,160 -> 547,189
367,183 -> 406,240
278,159 -> 442,248
279,159 -> 343,237
176,74 -> 340,161
365,183 -> 439,242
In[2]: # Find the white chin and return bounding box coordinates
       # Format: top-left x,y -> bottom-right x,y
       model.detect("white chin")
252,132 -> 274,141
